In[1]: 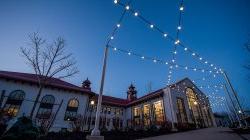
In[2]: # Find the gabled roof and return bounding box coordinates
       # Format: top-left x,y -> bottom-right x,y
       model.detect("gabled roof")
0,71 -> 196,107
0,71 -> 94,95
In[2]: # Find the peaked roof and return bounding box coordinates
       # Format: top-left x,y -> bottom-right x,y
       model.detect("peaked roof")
0,71 -> 94,94
0,70 -> 196,107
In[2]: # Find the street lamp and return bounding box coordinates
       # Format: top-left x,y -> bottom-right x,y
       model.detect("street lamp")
194,101 -> 198,105
88,100 -> 95,131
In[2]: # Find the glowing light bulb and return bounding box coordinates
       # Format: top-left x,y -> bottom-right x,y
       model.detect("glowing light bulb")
180,6 -> 184,11
125,5 -> 130,10
175,64 -> 178,68
134,12 -> 138,16
194,101 -> 198,105
205,61 -> 208,64
150,24 -> 154,28
184,48 -> 188,51
210,64 -> 214,67
174,51 -> 177,54
177,26 -> 182,30
175,40 -> 180,45
141,56 -> 144,59
113,47 -> 117,51
117,24 -> 120,28
110,36 -> 114,40
165,62 -> 168,65
153,59 -> 157,63
128,52 -> 131,55
201,69 -> 205,73
114,0 -> 118,4
164,33 -> 167,37
193,68 -> 197,71
192,53 -> 195,56
172,59 -> 175,63
199,57 -> 202,60
185,66 -> 188,70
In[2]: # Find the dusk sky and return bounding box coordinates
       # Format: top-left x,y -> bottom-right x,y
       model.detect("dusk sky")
0,0 -> 249,110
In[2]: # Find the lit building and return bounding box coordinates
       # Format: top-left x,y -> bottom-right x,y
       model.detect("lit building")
0,71 -> 216,131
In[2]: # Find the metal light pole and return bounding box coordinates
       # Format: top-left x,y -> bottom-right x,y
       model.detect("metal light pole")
91,45 -> 109,136
222,71 -> 247,127
223,84 -> 242,127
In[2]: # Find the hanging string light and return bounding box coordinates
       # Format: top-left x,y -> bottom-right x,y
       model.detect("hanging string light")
113,0 -> 223,74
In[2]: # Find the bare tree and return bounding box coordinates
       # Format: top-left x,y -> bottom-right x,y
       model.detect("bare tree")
21,32 -> 79,118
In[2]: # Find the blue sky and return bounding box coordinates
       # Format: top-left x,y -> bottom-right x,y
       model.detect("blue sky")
0,0 -> 249,110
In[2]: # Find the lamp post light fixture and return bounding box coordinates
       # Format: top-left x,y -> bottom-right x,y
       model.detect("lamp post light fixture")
88,100 -> 95,131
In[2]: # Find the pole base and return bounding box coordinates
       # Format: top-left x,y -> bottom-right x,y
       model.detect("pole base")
91,127 -> 100,136
86,135 -> 104,140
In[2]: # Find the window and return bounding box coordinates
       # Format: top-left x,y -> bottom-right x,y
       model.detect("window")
133,107 -> 141,126
64,98 -> 79,121
36,95 -> 55,119
154,100 -> 164,125
143,104 -> 150,126
186,88 -> 201,125
176,98 -> 187,123
3,90 -> 25,117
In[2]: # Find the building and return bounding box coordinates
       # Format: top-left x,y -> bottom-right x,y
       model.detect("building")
0,71 -> 216,132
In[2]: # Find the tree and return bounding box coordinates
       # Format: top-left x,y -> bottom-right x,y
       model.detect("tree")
21,32 -> 79,118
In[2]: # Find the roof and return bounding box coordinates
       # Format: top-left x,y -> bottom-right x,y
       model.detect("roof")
0,71 -> 94,95
0,70 -> 193,107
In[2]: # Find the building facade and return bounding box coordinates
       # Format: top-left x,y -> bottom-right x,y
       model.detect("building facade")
0,71 -> 216,132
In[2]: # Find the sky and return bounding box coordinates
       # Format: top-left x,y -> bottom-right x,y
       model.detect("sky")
0,0 -> 249,110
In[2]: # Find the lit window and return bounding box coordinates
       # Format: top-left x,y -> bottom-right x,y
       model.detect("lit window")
64,98 -> 79,121
3,90 -> 25,117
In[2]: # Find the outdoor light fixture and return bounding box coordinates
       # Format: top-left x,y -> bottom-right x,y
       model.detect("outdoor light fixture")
177,26 -> 182,30
134,12 -> 138,16
194,101 -> 198,105
180,6 -> 184,11
114,0 -> 118,4
150,24 -> 154,28
163,33 -> 167,37
117,24 -> 120,28
125,5 -> 130,10
90,100 -> 95,105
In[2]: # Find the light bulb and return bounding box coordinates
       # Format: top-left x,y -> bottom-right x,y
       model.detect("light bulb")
150,24 -> 154,28
113,47 -> 117,51
128,52 -> 131,55
185,66 -> 188,70
164,33 -> 167,37
165,62 -> 168,65
205,61 -> 208,64
153,59 -> 157,63
192,53 -> 195,56
141,56 -> 144,59
177,26 -> 182,30
175,40 -> 180,45
180,6 -> 184,11
110,36 -> 114,40
199,57 -> 202,60
174,51 -> 177,54
184,48 -> 188,51
117,24 -> 121,28
114,0 -> 118,4
125,5 -> 130,10
134,12 -> 138,16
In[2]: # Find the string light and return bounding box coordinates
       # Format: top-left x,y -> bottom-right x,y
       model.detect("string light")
134,12 -> 138,16
113,1 -> 223,74
110,36 -> 114,40
150,24 -> 154,28
164,33 -> 168,37
114,0 -> 118,4
117,24 -> 121,28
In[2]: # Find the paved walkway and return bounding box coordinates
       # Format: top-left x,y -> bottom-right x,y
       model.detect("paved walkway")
138,127 -> 250,140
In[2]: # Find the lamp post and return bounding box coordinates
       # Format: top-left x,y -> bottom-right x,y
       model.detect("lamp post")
89,45 -> 109,139
88,100 -> 95,131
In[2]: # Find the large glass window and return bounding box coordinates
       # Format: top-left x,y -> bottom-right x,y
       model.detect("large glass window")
133,107 -> 141,126
3,90 -> 25,117
36,95 -> 55,119
176,98 -> 187,123
143,104 -> 150,126
186,88 -> 201,125
64,98 -> 79,121
154,100 -> 164,125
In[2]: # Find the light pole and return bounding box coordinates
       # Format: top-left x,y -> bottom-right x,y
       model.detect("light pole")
88,100 -> 95,131
222,71 -> 247,127
90,45 -> 109,137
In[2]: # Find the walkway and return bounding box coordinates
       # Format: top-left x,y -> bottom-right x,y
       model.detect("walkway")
138,127 -> 250,140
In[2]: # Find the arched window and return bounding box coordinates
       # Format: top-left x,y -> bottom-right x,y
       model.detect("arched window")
36,95 -> 55,119
64,98 -> 79,121
3,90 -> 25,117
